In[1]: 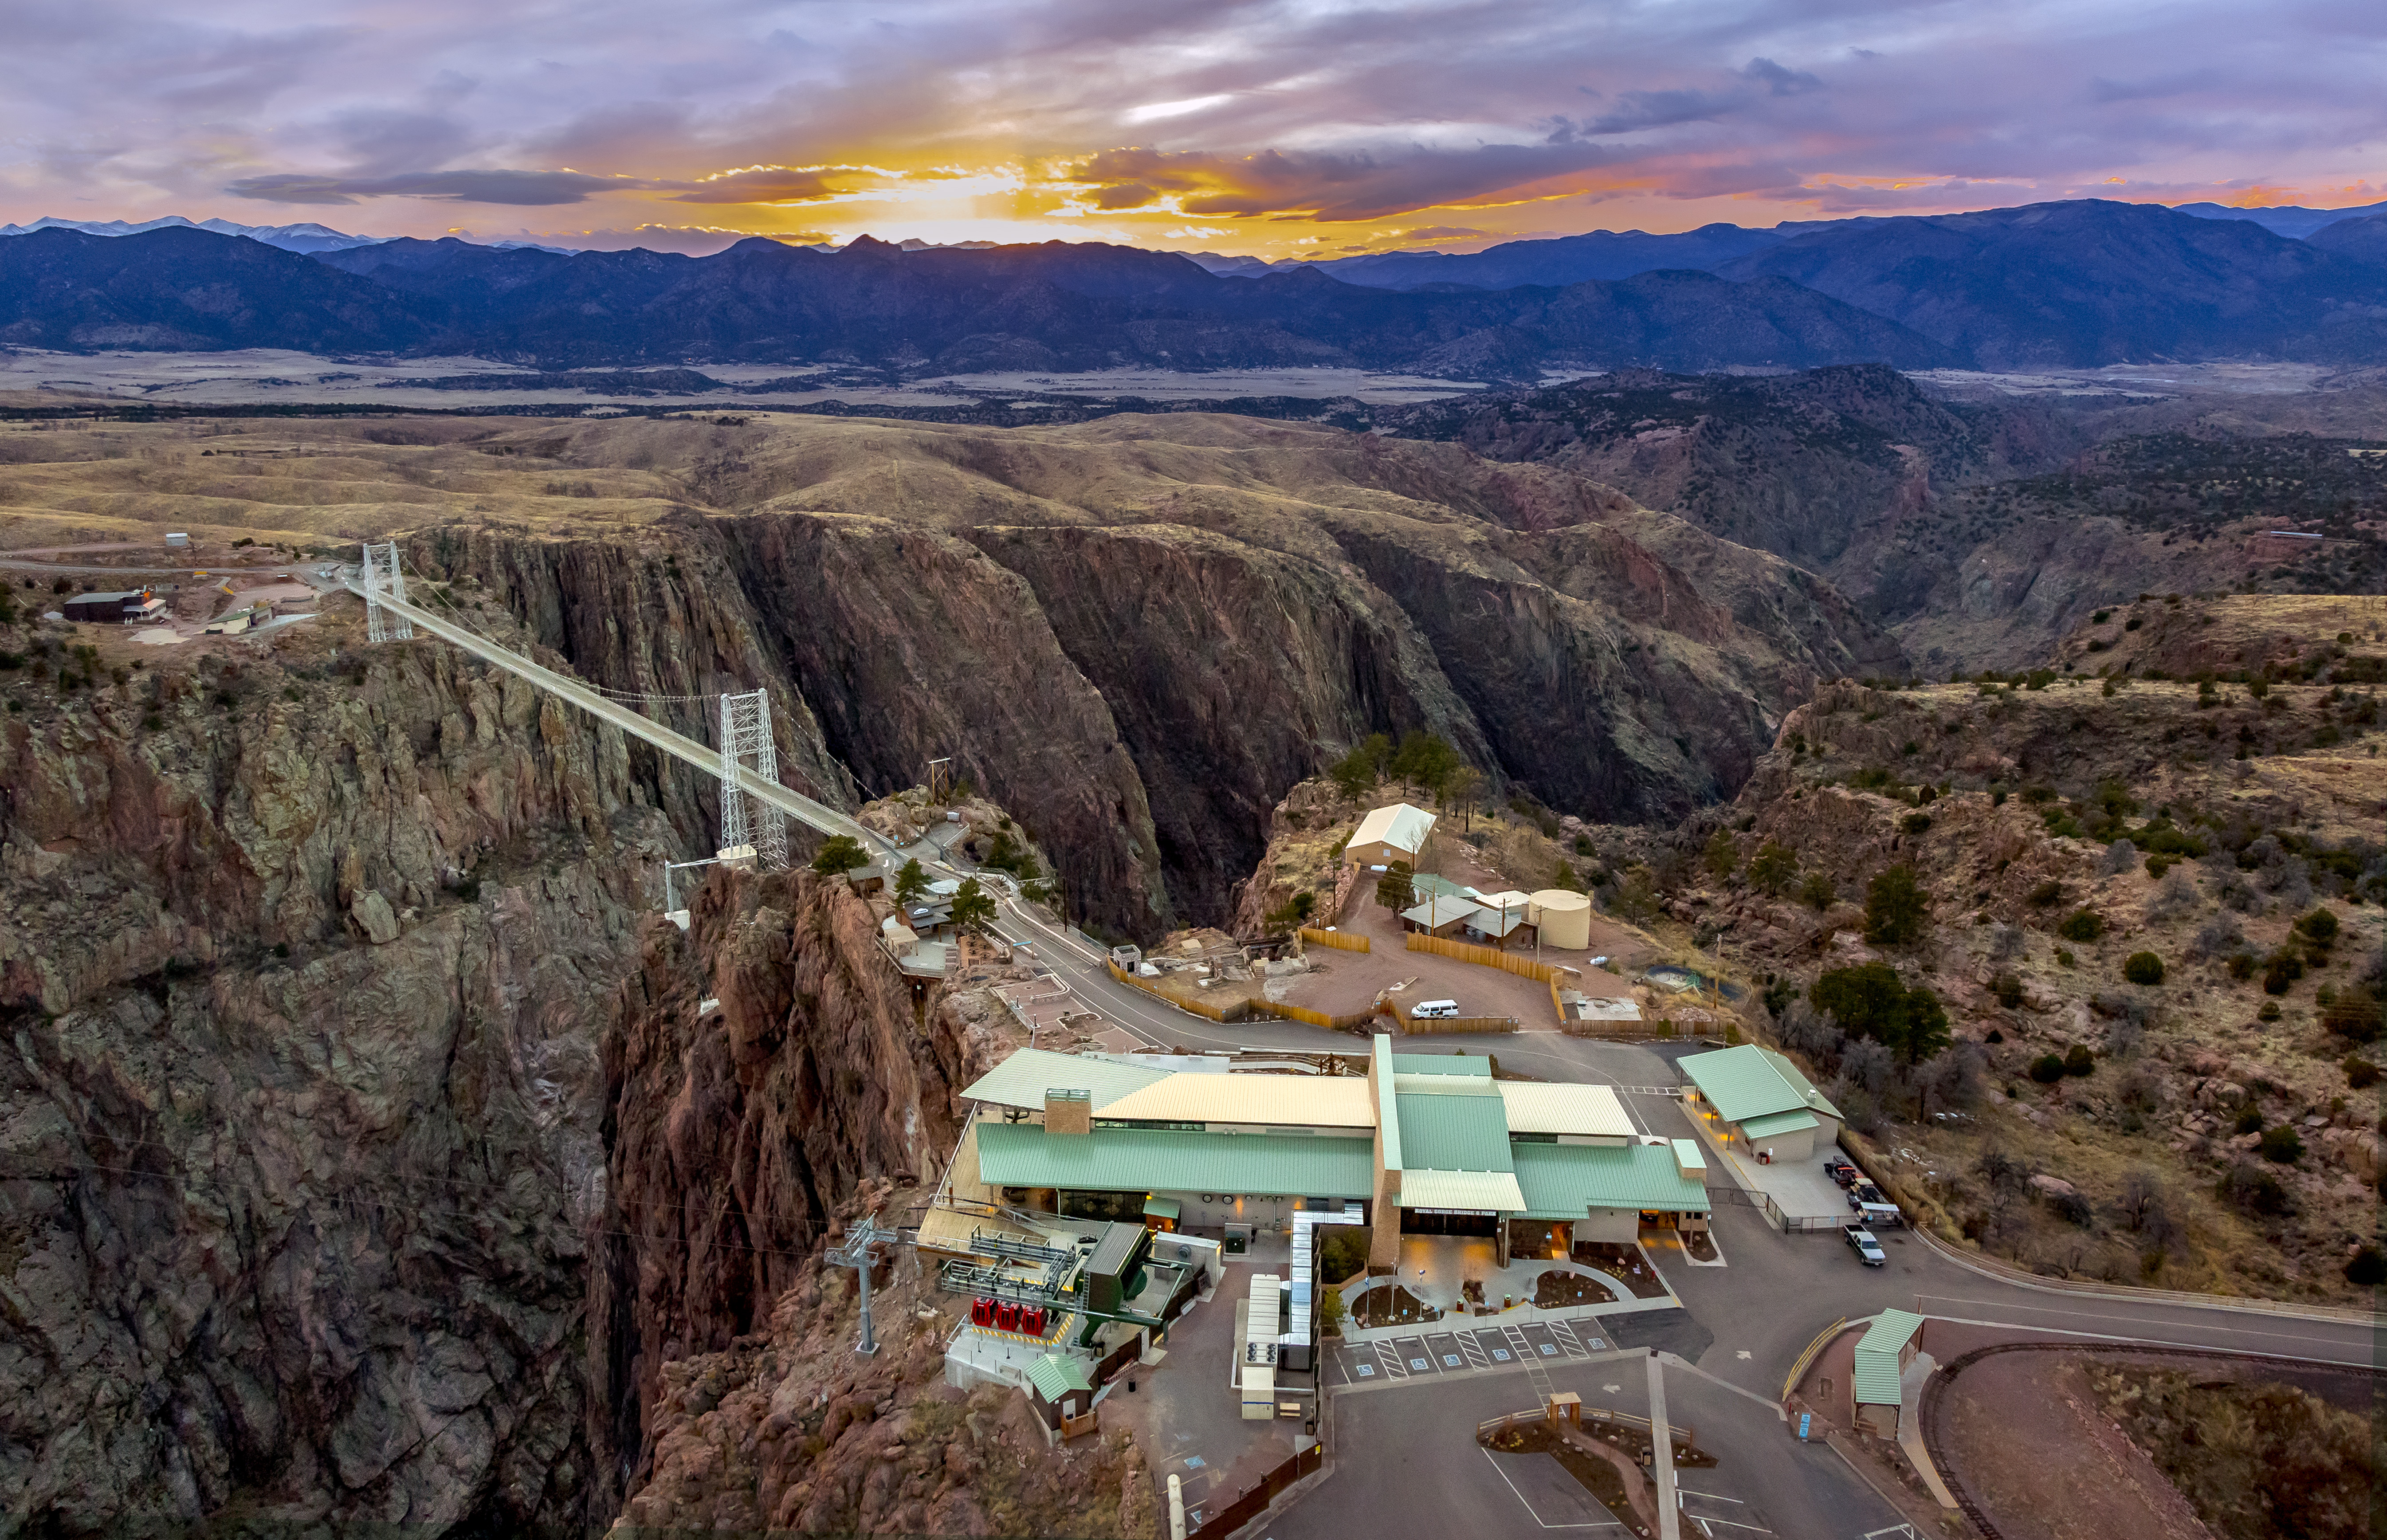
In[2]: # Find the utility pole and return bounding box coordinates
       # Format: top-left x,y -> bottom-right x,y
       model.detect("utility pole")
824,1212 -> 901,1356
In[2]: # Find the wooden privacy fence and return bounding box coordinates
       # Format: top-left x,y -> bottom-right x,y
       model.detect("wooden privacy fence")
1406,931 -> 1563,982
1402,1014 -> 1519,1035
1185,1441 -> 1324,1540
1107,961 -> 1379,1031
1267,1000 -> 1385,1032
1299,926 -> 1370,954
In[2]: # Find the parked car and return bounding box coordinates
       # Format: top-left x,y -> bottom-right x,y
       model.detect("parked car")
1846,1179 -> 1883,1210
1824,1155 -> 1859,1187
1844,1226 -> 1887,1266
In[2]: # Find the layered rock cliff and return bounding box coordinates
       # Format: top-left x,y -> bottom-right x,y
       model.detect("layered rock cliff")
585,864 -> 1006,1508
0,609 -> 675,1531
393,412 -> 1904,937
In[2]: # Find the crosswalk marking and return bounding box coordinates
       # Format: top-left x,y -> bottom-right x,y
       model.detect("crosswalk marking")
1504,1322 -> 1557,1404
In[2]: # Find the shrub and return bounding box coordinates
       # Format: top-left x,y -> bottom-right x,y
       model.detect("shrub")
1991,973 -> 2025,1008
2262,949 -> 2305,995
2027,878 -> 2065,908
2058,908 -> 2105,942
1900,812 -> 1932,836
2344,1056 -> 2380,1089
2220,1161 -> 2293,1215
2323,986 -> 2382,1044
2056,947 -> 2077,968
2029,1053 -> 2067,1084
1863,864 -> 1929,945
1748,842 -> 1798,897
2062,1044 -> 2095,1076
1985,1027 -> 2005,1044
2233,1106 -> 2265,1135
2347,1245 -> 2387,1287
1798,871 -> 1836,911
2257,1001 -> 2282,1022
2296,907 -> 2341,944
810,834 -> 870,875
2258,1125 -> 2304,1164
2122,951 -> 2165,986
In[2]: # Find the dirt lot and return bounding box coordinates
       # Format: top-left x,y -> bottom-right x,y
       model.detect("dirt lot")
1279,844 -> 1640,1025
1932,1349 -> 2217,1540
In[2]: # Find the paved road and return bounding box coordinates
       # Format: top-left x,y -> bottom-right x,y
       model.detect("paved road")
1276,1353 -> 1899,1540
322,566 -> 2379,1389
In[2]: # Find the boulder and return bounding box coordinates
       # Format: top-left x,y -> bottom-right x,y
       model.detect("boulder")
2027,1174 -> 2079,1201
350,889 -> 401,945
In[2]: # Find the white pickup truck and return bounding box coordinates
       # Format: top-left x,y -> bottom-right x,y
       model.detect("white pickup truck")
1844,1226 -> 1887,1266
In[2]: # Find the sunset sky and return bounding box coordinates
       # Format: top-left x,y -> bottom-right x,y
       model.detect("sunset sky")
4,0 -> 2383,257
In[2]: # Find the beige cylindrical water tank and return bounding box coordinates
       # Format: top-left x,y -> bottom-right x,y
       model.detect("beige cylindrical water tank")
1527,888 -> 1593,950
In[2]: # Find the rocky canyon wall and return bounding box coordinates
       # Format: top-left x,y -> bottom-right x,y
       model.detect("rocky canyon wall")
0,615 -> 679,1532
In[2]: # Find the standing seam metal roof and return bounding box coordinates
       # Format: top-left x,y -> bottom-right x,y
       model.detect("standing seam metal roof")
974,1122 -> 1375,1197
961,1049 -> 1172,1111
1510,1141 -> 1713,1217
1027,1354 -> 1093,1401
1394,1091 -> 1513,1173
1853,1309 -> 1924,1405
1679,1044 -> 1816,1124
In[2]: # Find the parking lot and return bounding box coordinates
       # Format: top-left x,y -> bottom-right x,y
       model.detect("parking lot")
1331,1317 -> 1612,1386
1274,1350 -> 1901,1540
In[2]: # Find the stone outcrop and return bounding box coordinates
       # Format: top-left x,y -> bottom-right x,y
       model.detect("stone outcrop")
585,865 -> 1004,1505
398,412 -> 1903,936
0,615 -> 678,1532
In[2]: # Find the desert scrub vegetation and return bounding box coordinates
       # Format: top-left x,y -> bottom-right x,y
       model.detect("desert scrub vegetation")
2090,1362 -> 2377,1540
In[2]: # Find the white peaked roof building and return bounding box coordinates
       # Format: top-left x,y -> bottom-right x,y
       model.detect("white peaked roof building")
1348,802 -> 1437,862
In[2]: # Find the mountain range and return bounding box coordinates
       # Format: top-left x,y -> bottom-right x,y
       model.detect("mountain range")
3,199 -> 2385,373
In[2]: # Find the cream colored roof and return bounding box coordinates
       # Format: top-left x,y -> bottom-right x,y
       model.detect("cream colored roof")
1096,1072 -> 1377,1129
1498,1081 -> 1636,1138
1398,1169 -> 1528,1212
1392,1072 -> 1501,1097
1351,802 -> 1436,855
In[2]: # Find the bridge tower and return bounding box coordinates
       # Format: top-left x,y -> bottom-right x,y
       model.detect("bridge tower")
360,541 -> 413,642
716,689 -> 788,868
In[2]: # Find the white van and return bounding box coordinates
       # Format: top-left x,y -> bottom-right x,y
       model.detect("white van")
1409,999 -> 1460,1020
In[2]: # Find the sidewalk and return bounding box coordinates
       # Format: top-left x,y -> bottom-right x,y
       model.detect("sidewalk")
1679,1100 -> 1848,1221
1337,1292 -> 1683,1344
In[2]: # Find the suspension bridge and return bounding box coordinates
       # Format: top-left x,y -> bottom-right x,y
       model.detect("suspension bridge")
347,540 -> 883,868
339,541 -> 1217,1050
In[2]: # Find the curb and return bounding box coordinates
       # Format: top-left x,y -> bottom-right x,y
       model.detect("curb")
1908,1222 -> 2375,1325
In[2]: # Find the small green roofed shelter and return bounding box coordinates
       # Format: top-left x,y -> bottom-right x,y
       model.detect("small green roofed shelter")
1851,1308 -> 1925,1437
1024,1354 -> 1095,1430
1678,1043 -> 1843,1162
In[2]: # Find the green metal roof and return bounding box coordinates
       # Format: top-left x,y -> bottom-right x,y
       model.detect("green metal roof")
1853,1309 -> 1924,1405
1679,1044 -> 1825,1125
1761,1048 -> 1843,1120
1409,873 -> 1469,901
1373,1036 -> 1404,1173
1142,1196 -> 1181,1220
962,1049 -> 1170,1112
1512,1140 -> 1712,1218
1027,1354 -> 1093,1401
1738,1108 -> 1822,1140
975,1121 -> 1375,1198
1395,1091 -> 1514,1173
1390,1053 -> 1492,1076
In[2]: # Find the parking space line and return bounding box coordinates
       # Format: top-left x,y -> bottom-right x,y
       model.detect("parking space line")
1372,1341 -> 1407,1379
1480,1448 -> 1621,1530
1549,1320 -> 1589,1356
1460,1331 -> 1494,1369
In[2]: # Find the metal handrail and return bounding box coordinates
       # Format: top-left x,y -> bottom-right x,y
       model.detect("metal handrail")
1780,1316 -> 1847,1402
